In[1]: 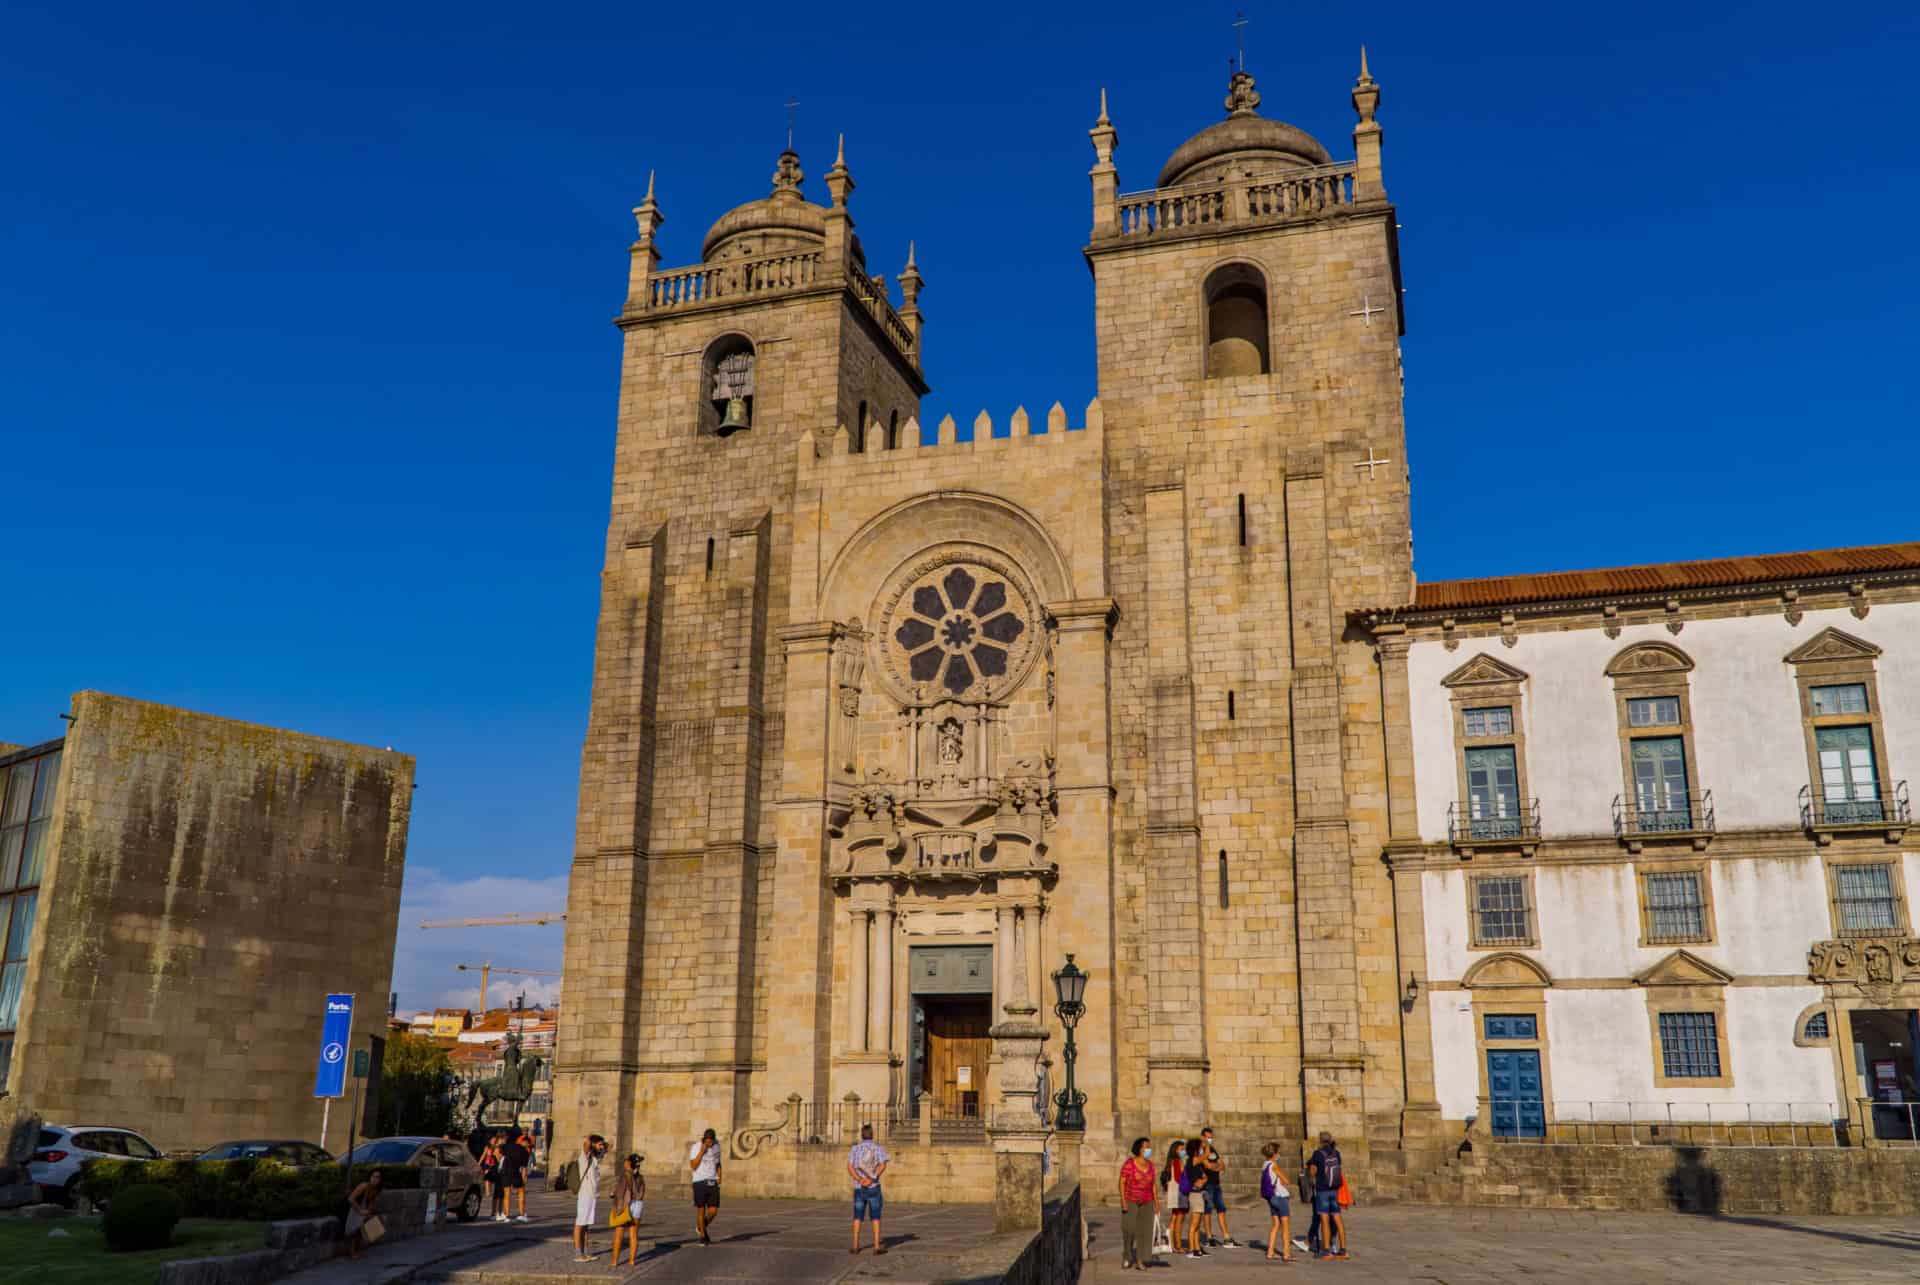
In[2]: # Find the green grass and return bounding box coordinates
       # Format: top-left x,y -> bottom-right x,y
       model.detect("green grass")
0,1216 -> 264,1285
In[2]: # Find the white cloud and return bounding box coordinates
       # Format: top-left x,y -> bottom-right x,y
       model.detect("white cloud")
391,865 -> 568,1016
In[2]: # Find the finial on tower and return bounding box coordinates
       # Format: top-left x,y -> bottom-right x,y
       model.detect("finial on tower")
824,131 -> 853,209
644,169 -> 655,202
1351,47 -> 1386,201
771,148 -> 804,198
632,169 -> 665,246
1359,44 -> 1372,82
904,240 -> 918,272
1097,86 -> 1110,126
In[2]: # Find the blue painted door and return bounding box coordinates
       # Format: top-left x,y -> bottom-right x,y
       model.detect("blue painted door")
1487,1049 -> 1545,1138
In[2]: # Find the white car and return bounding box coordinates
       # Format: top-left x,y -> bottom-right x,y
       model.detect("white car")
29,1125 -> 164,1205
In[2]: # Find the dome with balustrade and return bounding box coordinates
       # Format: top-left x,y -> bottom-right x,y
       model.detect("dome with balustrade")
702,148 -> 864,264
1158,69 -> 1332,187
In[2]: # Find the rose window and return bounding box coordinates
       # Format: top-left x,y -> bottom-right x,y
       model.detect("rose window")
891,565 -> 1027,697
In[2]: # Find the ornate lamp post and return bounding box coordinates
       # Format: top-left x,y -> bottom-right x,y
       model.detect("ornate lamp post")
1051,954 -> 1089,1132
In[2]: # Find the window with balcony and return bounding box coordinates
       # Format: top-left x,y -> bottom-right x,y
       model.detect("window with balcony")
1606,643 -> 1709,843
1442,654 -> 1536,848
1469,874 -> 1535,948
1788,629 -> 1906,834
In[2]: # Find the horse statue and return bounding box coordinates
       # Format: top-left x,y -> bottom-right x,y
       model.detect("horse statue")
465,1054 -> 545,1126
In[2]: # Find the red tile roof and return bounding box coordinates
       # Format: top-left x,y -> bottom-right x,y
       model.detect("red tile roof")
1401,541 -> 1920,614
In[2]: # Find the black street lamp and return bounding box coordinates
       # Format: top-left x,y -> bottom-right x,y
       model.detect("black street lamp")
1051,954 -> 1089,1132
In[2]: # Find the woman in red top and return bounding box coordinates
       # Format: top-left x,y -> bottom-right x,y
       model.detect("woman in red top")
1118,1136 -> 1158,1271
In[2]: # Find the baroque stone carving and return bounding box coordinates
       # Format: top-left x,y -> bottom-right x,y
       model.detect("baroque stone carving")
1809,936 -> 1920,1004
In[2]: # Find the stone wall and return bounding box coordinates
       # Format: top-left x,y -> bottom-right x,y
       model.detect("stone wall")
1000,1181 -> 1083,1285
8,692 -> 413,1151
1397,1144 -> 1920,1216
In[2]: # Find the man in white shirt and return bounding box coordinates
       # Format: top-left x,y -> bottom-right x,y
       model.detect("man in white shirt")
688,1127 -> 723,1246
570,1135 -> 607,1263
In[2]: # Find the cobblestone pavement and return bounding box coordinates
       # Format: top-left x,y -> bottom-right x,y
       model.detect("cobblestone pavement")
285,1190 -> 1006,1284
1081,1203 -> 1920,1284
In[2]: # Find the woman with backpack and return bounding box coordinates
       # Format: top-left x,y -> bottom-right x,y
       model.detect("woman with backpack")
1259,1142 -> 1295,1262
1181,1137 -> 1210,1258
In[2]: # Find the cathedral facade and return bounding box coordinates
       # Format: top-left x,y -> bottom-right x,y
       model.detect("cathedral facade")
552,56 -> 1920,1201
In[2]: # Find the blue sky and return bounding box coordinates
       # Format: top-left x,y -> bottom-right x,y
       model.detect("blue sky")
5,4 -> 1916,1012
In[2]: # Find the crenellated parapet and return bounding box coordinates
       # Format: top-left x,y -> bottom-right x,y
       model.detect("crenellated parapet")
799,399 -> 1103,470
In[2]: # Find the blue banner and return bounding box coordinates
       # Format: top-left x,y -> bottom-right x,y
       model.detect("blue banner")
313,993 -> 354,1099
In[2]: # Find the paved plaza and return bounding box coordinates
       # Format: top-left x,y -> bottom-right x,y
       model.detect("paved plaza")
278,1188 -> 1920,1284
1081,1202 -> 1920,1284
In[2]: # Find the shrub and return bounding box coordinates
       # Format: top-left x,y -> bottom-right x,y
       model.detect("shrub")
103,1183 -> 183,1252
77,1158 -> 418,1221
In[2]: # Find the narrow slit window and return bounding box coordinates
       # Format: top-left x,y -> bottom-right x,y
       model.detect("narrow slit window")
1218,850 -> 1229,909
1227,691 -> 1236,721
854,400 -> 868,453
705,538 -> 715,577
1237,494 -> 1247,546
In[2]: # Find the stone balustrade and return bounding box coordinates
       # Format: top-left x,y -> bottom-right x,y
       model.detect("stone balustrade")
641,245 -> 921,365
1112,160 -> 1358,238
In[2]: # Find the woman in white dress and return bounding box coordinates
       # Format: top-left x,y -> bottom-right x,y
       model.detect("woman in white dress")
570,1135 -> 607,1263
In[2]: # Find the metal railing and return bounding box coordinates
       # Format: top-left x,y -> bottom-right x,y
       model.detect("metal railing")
1801,780 -> 1910,829
785,1096 -> 986,1148
1613,789 -> 1715,838
1113,161 -> 1358,238
1479,1099 -> 1846,1147
1859,1099 -> 1920,1144
1448,799 -> 1541,845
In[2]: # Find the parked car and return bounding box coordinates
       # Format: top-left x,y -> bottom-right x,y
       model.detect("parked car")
29,1125 -> 165,1205
196,1139 -> 334,1166
344,1136 -> 485,1221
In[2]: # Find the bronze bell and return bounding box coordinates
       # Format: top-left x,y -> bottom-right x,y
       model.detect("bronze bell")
718,395 -> 751,434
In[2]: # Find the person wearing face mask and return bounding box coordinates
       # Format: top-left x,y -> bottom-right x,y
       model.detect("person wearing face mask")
1118,1136 -> 1159,1270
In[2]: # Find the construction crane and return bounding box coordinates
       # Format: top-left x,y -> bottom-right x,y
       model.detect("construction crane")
418,912 -> 566,930
453,963 -> 561,1016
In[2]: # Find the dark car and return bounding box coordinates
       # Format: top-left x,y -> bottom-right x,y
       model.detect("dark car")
345,1136 -> 485,1222
196,1140 -> 334,1166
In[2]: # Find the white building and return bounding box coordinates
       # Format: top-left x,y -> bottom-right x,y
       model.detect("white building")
1362,544 -> 1920,1144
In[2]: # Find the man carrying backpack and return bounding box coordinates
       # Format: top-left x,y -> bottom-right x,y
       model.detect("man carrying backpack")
1307,1131 -> 1349,1260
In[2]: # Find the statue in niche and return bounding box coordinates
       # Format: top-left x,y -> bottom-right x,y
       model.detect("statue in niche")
936,717 -> 964,766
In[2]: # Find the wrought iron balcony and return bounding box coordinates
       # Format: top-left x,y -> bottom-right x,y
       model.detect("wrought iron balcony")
1800,781 -> 1910,838
1613,790 -> 1716,848
1447,799 -> 1541,848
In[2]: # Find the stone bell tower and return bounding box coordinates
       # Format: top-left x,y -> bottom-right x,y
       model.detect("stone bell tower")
1086,54 -> 1421,1160
553,137 -> 929,1159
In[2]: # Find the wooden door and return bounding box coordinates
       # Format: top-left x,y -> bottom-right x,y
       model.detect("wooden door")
925,998 -> 991,1116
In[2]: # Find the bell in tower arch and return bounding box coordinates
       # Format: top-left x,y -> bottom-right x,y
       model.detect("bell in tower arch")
709,344 -> 756,435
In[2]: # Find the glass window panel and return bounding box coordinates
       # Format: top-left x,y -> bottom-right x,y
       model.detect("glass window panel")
1836,864 -> 1898,934
1658,1011 -> 1721,1078
27,753 -> 58,820
0,831 -> 20,891
1810,683 -> 1870,716
1627,696 -> 1680,727
0,961 -> 25,1030
2,769 -> 30,826
19,822 -> 47,887
1474,876 -> 1529,943
1645,871 -> 1706,941
0,1034 -> 11,1087
1803,1012 -> 1829,1040
3,891 -> 34,961
1463,706 -> 1512,737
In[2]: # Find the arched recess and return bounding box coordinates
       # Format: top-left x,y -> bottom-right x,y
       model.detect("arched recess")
816,491 -> 1075,628
1202,261 -> 1271,378
699,332 -> 756,437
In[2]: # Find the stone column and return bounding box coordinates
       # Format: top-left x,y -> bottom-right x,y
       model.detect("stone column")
869,907 -> 895,1056
1024,902 -> 1046,1016
847,909 -> 870,1052
995,904 -> 1017,1017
